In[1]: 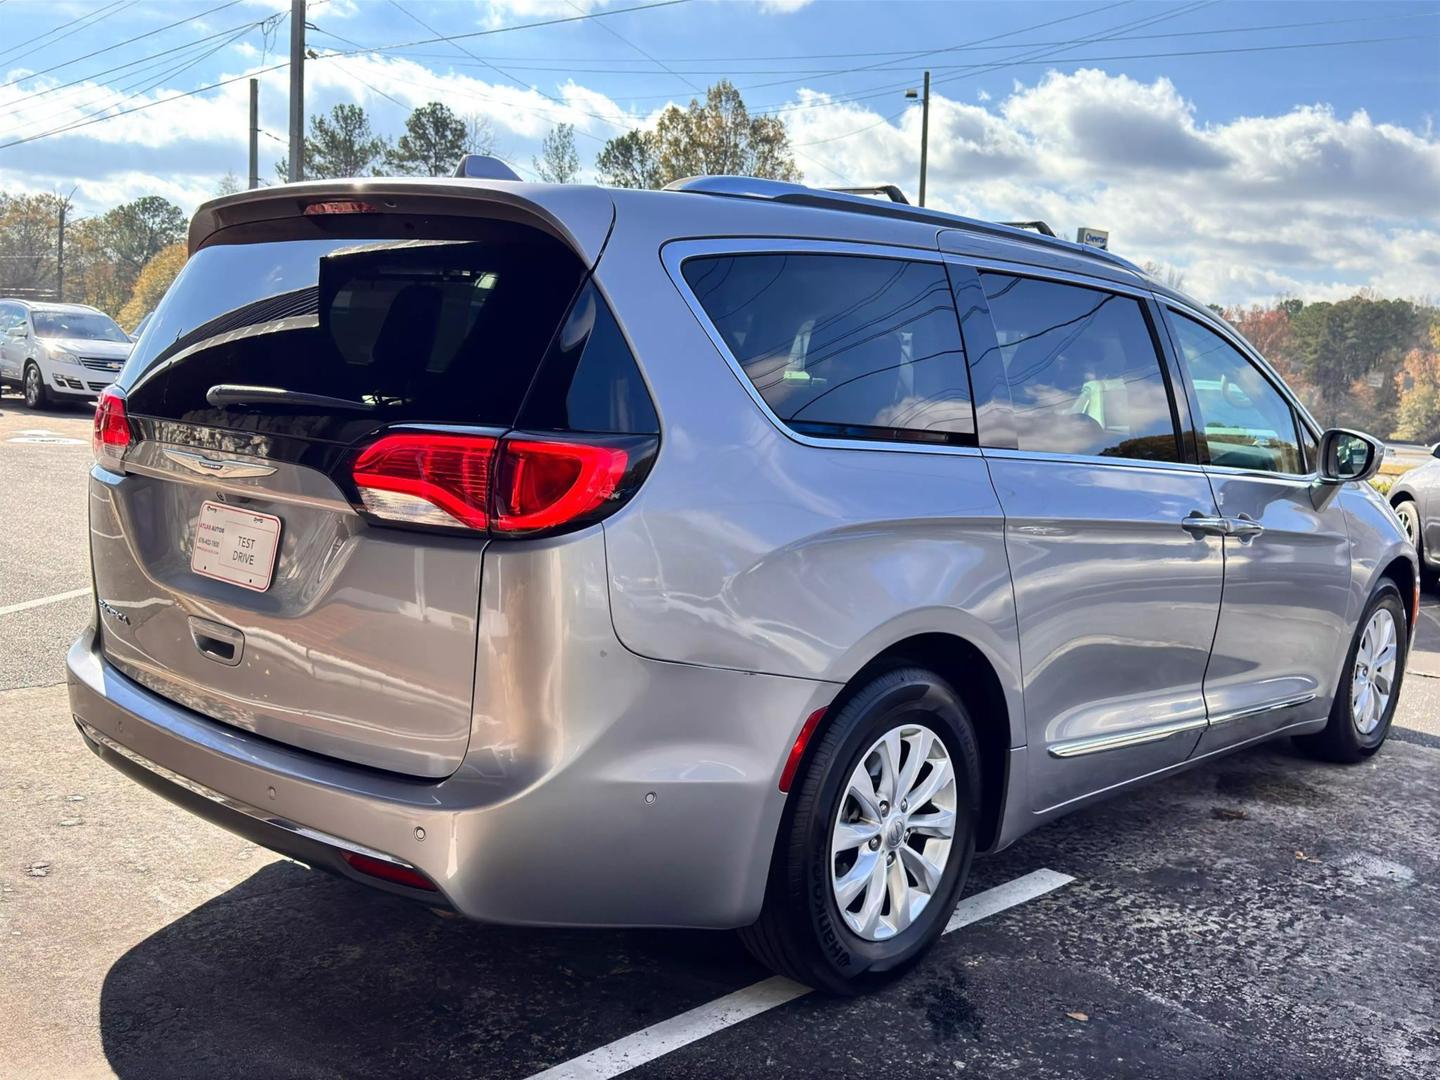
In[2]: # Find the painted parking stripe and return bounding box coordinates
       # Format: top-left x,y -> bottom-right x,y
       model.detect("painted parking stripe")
525,867 -> 1075,1080
0,587 -> 90,617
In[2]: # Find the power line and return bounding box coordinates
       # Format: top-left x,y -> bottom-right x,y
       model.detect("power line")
748,0 -> 1218,117
4,15 -> 282,145
321,0 -> 692,60
362,6 -> 1440,67
3,14 -> 279,104
565,0 -> 702,95
0,0 -> 246,90
0,0 -> 689,153
0,0 -> 131,64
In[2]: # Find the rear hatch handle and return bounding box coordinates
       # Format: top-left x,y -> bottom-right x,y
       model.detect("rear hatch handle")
206,384 -> 377,411
189,616 -> 245,666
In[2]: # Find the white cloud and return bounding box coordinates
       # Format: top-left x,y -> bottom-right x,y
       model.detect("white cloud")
2,57 -> 1435,307
789,68 -> 1440,306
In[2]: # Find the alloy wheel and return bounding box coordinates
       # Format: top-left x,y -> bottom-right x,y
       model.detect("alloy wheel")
1397,503 -> 1419,546
829,722 -> 956,942
1352,607 -> 1398,736
24,365 -> 41,408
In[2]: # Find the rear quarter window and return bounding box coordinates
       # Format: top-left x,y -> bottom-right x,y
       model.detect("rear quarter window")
681,252 -> 974,446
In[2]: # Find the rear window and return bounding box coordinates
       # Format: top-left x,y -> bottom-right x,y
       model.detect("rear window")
123,220 -> 589,444
981,272 -> 1180,462
681,253 -> 974,445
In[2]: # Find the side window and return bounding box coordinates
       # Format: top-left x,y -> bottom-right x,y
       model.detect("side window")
681,253 -> 974,445
1167,311 -> 1304,475
979,272 -> 1181,462
0,304 -> 19,334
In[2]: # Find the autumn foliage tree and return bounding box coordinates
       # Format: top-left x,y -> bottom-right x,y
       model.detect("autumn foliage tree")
595,80 -> 800,189
119,242 -> 186,330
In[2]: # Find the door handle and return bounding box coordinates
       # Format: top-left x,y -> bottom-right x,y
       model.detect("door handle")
1180,511 -> 1230,537
1225,514 -> 1265,540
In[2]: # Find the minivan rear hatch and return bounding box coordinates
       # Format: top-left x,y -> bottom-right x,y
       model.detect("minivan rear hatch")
90,188 -> 605,777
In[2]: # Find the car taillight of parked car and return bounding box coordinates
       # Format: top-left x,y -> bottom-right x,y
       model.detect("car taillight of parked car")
350,430 -> 655,538
92,386 -> 132,474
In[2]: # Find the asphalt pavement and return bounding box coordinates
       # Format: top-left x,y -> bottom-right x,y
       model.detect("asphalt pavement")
2,393 -> 1438,1080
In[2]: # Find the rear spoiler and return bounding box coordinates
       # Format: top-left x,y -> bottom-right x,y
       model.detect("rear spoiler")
188,179 -> 617,268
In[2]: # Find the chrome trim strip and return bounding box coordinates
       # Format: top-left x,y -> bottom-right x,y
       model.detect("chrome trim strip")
74,718 -> 415,869
661,237 -> 982,459
162,448 -> 278,480
1047,715 -> 1208,759
1036,716 -> 1326,815
1207,692 -> 1317,727
981,445 -> 1207,476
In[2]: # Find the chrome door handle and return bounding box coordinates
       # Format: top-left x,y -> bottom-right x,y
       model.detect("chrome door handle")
1225,514 -> 1265,540
1181,512 -> 1230,537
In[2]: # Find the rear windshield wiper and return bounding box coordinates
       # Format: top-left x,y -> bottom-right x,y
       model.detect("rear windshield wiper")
206,384 -> 377,412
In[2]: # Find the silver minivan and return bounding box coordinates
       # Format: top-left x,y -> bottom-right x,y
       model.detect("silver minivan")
68,173 -> 1415,993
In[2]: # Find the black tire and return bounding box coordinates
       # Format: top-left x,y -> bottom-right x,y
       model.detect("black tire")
1296,581 -> 1407,764
740,667 -> 981,995
22,361 -> 50,410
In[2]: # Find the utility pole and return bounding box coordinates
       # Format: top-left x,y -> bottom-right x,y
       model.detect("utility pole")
248,78 -> 260,190
56,201 -> 66,302
905,71 -> 931,207
287,0 -> 305,183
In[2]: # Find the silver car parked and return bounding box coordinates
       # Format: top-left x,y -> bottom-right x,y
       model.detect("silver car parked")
0,300 -> 132,408
68,171 -> 1415,993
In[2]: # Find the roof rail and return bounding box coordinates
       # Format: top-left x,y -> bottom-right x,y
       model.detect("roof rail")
999,220 -> 1056,238
827,184 -> 909,205
662,175 -> 1143,275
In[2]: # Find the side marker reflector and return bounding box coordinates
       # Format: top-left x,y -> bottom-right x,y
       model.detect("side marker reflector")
779,707 -> 827,793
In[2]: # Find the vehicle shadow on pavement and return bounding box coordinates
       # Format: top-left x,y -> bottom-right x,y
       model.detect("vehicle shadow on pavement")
97,861 -> 770,1080
95,738 -> 1440,1080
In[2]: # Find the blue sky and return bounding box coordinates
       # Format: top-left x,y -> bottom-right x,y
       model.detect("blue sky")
1,0 -> 1438,305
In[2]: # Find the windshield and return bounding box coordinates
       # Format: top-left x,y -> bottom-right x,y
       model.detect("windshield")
33,310 -> 128,343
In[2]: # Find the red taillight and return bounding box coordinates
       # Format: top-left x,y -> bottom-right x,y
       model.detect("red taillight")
350,431 -> 651,537
93,386 -> 132,473
779,707 -> 827,793
494,439 -> 629,535
352,433 -> 498,531
340,851 -> 437,892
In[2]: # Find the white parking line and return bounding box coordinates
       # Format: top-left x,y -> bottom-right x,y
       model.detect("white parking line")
525,867 -> 1074,1080
0,587 -> 91,617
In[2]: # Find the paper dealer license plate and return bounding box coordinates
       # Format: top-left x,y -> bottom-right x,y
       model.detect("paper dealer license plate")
190,500 -> 282,592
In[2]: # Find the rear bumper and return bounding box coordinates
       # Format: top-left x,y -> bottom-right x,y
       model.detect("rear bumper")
67,625 -> 832,927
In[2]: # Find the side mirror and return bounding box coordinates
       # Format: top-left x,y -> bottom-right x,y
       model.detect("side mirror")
1431,443 -> 1440,460
1317,428 -> 1383,485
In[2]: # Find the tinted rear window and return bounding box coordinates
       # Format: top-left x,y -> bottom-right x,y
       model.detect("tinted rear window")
124,221 -> 587,444
682,253 -> 974,445
981,272 -> 1180,462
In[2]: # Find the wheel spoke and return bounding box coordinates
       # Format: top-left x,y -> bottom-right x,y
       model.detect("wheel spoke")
834,850 -> 879,907
900,844 -> 944,894
897,727 -> 930,801
846,763 -> 882,822
907,806 -> 956,839
855,855 -> 889,936
876,728 -> 903,803
832,819 -> 880,856
887,858 -> 913,932
907,753 -> 954,810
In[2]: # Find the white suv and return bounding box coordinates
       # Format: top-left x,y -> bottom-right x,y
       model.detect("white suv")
0,300 -> 133,409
